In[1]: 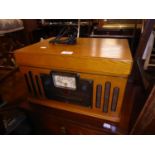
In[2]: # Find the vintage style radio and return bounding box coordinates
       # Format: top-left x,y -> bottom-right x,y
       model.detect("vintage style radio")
15,38 -> 133,122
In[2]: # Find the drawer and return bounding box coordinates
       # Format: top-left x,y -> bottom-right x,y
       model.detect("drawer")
31,112 -> 108,135
28,103 -> 118,135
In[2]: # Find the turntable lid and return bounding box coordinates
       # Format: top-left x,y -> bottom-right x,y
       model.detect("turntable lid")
15,38 -> 133,77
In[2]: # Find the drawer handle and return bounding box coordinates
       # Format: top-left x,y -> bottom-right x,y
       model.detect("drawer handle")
60,126 -> 67,134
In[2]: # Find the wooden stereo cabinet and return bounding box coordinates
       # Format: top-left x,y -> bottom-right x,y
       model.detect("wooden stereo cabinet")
15,38 -> 133,133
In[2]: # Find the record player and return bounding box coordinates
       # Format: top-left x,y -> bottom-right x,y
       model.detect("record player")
15,38 -> 133,122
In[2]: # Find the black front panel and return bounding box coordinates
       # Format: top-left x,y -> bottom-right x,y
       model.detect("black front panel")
40,74 -> 93,107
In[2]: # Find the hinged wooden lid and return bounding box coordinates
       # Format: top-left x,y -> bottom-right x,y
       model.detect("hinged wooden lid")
15,38 -> 133,77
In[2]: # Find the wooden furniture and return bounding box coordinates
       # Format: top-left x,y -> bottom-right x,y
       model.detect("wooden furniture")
0,67 -> 137,135
15,38 -> 133,134
131,85 -> 155,134
0,70 -> 32,135
22,19 -> 39,44
135,20 -> 155,59
127,20 -> 155,134
143,31 -> 155,70
0,19 -> 24,67
0,20 -> 24,82
90,20 -> 142,55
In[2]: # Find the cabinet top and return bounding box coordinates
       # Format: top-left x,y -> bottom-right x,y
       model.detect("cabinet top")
15,38 -> 133,76
16,38 -> 132,61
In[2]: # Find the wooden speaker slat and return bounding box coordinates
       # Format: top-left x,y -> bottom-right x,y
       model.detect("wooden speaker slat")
35,75 -> 43,97
24,73 -> 32,93
28,71 -> 37,96
111,87 -> 119,112
103,82 -> 111,113
96,84 -> 102,108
